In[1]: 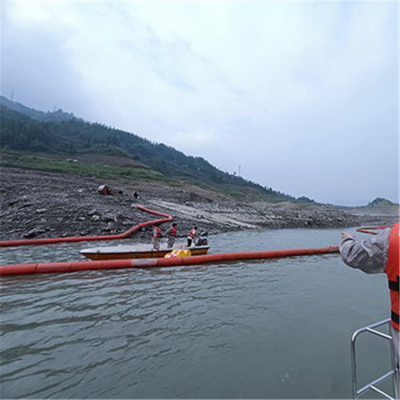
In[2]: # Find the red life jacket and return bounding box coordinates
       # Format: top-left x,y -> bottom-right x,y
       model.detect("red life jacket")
386,223 -> 399,331
153,227 -> 161,238
169,226 -> 177,236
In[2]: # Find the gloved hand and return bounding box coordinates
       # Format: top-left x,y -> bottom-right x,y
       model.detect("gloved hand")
341,232 -> 353,241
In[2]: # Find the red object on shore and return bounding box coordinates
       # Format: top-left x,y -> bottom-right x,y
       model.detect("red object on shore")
0,205 -> 173,248
0,246 -> 339,276
97,184 -> 112,195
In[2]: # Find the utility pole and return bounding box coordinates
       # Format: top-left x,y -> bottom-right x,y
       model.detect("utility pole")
238,164 -> 241,177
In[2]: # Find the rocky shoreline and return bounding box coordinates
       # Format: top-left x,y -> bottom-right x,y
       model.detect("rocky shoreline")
0,167 -> 398,242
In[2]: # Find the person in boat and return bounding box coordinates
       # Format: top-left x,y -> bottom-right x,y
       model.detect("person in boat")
187,225 -> 198,247
165,223 -> 178,248
152,225 -> 162,251
197,231 -> 208,246
339,223 -> 399,375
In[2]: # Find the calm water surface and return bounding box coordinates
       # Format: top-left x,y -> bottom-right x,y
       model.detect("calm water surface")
0,228 -> 393,398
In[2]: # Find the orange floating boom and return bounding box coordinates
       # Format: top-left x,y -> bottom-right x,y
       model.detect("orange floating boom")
0,206 -> 173,248
356,225 -> 391,235
0,245 -> 339,276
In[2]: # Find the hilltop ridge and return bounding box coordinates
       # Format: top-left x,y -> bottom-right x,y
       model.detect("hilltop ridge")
0,95 -> 79,122
0,96 -> 304,203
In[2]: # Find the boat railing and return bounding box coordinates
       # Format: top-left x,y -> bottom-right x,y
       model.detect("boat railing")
351,318 -> 399,399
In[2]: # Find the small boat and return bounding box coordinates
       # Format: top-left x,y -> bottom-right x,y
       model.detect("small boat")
80,243 -> 210,261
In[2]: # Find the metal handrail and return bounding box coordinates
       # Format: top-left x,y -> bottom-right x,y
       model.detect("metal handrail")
351,319 -> 399,399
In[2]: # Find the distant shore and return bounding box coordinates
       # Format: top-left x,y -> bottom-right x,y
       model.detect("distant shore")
0,166 -> 398,242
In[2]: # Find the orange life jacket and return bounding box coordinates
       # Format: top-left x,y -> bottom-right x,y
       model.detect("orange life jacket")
169,226 -> 177,236
386,223 -> 399,331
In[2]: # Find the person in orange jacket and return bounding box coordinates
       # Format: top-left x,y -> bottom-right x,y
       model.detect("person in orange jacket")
340,223 -> 399,379
152,225 -> 162,251
187,225 -> 198,247
165,223 -> 178,248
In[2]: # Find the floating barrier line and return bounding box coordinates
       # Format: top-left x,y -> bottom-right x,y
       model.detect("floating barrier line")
0,206 -> 173,248
356,225 -> 391,235
0,245 -> 339,276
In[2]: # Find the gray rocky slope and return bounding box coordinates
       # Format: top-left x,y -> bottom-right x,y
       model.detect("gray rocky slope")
0,167 -> 398,243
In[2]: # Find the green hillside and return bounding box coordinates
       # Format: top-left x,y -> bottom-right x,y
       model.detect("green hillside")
0,97 -> 305,202
368,198 -> 396,207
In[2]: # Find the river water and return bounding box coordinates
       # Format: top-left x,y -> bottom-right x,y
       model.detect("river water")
0,227 -> 394,399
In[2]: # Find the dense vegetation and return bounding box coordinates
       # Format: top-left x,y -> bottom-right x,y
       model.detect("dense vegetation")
0,96 -> 310,202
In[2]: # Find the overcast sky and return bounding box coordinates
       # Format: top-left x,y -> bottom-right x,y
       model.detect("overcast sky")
1,0 -> 398,205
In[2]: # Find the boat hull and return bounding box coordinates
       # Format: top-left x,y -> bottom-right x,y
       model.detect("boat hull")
80,245 -> 210,261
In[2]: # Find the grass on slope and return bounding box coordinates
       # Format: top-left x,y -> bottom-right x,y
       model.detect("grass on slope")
0,149 -> 289,202
0,149 -> 172,182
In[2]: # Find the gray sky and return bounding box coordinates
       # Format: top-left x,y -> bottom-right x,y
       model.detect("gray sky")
1,0 -> 398,205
